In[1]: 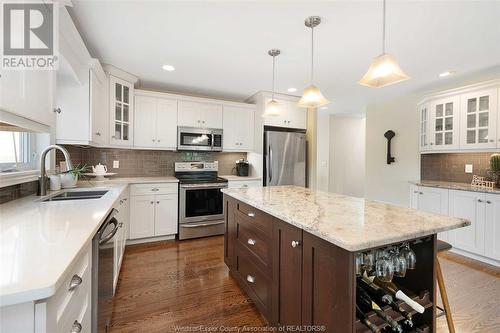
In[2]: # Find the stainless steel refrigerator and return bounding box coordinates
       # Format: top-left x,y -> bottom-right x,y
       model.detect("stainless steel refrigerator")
264,129 -> 307,186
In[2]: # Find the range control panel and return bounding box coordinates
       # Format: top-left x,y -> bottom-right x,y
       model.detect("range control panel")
174,161 -> 219,172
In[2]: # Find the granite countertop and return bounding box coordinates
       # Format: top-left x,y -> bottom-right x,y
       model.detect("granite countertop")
0,184 -> 128,307
222,186 -> 470,252
219,175 -> 262,181
410,180 -> 500,194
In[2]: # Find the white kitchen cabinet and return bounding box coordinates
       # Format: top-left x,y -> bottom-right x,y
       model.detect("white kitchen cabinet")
134,94 -> 177,149
113,191 -> 129,293
485,193 -> 500,261
129,183 -> 178,241
448,190 -> 485,256
109,76 -> 134,146
263,98 -> 307,130
154,194 -> 178,236
178,100 -> 222,128
223,105 -> 255,151
227,179 -> 262,189
418,103 -> 430,152
409,185 -> 449,241
429,96 -> 460,150
129,195 -> 156,239
90,67 -> 109,145
460,88 -> 498,149
498,87 -> 500,148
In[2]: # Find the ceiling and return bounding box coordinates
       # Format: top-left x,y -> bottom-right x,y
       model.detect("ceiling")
69,1 -> 500,115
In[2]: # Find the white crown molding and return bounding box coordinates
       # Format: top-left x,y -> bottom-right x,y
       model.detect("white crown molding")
418,78 -> 500,105
102,64 -> 139,84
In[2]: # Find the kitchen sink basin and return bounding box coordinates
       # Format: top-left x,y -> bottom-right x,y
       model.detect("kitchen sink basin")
43,190 -> 109,202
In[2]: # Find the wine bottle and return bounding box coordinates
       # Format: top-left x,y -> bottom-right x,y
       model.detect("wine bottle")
357,286 -> 403,333
356,304 -> 380,333
358,276 -> 393,305
373,278 -> 425,314
389,300 -> 414,328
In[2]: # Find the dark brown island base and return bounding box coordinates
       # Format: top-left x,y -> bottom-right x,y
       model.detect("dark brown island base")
222,186 -> 470,333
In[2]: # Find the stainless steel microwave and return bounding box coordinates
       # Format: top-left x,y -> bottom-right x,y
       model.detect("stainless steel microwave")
177,127 -> 223,151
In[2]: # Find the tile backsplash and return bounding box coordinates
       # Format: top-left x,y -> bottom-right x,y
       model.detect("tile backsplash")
56,145 -> 246,177
421,152 -> 500,183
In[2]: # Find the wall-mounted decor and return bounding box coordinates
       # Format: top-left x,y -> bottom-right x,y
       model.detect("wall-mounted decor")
384,130 -> 395,164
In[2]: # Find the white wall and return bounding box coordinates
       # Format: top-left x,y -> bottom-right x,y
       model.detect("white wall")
316,110 -> 330,192
328,116 -> 366,197
365,95 -> 420,206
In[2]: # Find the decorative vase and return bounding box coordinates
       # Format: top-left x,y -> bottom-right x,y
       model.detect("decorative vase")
60,173 -> 78,188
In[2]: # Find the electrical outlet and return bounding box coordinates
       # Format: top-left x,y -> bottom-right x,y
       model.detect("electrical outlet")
465,164 -> 473,173
113,160 -> 119,168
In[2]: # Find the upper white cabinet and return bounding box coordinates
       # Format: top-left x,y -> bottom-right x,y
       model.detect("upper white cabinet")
109,76 -> 134,147
419,79 -> 500,152
178,101 -> 223,128
460,88 -> 498,149
223,105 -> 255,151
418,103 -> 430,152
134,92 -> 177,150
263,98 -> 307,130
429,96 -> 460,150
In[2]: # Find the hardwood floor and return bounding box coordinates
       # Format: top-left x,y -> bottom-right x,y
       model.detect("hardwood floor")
110,236 -> 500,333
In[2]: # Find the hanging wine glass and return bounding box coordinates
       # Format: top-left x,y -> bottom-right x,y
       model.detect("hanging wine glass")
355,253 -> 365,276
362,250 -> 376,273
400,243 -> 417,270
390,247 -> 407,277
375,252 -> 394,282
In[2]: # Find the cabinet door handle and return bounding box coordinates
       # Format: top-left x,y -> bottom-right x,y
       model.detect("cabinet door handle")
118,222 -> 123,228
70,320 -> 82,333
151,188 -> 159,192
247,238 -> 256,246
486,200 -> 492,204
152,139 -> 156,142
68,274 -> 82,291
291,240 -> 301,248
157,139 -> 161,142
156,201 -> 160,204
413,190 -> 419,193
54,108 -> 61,114
247,212 -> 255,217
419,192 -> 423,195
150,201 -> 154,204
246,275 -> 255,284
120,199 -> 124,205
242,184 -> 248,188
478,199 -> 483,203
95,132 -> 101,136
489,140 -> 494,142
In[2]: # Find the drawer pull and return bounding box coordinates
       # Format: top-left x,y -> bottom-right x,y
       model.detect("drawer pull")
246,275 -> 255,284
486,200 -> 492,204
71,320 -> 82,333
291,240 -> 301,248
247,238 -> 256,246
151,188 -> 159,192
242,184 -> 248,188
247,212 -> 255,218
68,274 -> 82,291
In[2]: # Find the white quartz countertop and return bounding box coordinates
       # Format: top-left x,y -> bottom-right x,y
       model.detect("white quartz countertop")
410,180 -> 500,194
219,175 -> 261,181
222,186 -> 470,252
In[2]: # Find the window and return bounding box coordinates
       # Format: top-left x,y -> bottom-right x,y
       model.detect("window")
0,130 -> 37,172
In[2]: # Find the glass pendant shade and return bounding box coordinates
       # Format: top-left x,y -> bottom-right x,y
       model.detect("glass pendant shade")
263,99 -> 281,117
297,85 -> 330,108
359,53 -> 410,88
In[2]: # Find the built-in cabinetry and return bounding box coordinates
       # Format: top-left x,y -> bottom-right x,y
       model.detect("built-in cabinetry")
134,92 -> 178,150
129,183 -> 178,240
262,97 -> 307,130
223,105 -> 255,151
109,76 -> 135,147
227,179 -> 262,189
419,80 -> 500,152
178,100 -> 223,128
409,184 -> 500,265
114,188 -> 130,292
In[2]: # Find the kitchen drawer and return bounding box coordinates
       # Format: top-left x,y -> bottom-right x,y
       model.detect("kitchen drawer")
237,215 -> 272,270
228,180 -> 262,189
236,244 -> 272,317
130,183 -> 178,196
57,290 -> 90,333
236,201 -> 272,234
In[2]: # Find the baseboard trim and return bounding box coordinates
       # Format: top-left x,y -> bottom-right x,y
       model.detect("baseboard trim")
126,234 -> 176,245
450,248 -> 500,267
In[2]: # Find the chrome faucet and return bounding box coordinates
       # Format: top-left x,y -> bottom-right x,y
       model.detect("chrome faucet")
39,145 -> 73,196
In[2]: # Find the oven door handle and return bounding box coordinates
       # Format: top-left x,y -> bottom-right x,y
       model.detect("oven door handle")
181,221 -> 225,228
180,183 -> 228,189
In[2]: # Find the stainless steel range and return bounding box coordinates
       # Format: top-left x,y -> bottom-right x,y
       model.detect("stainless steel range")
175,162 -> 228,240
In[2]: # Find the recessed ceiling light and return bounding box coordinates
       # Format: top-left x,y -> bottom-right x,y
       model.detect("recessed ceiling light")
162,64 -> 175,71
439,71 -> 455,78
287,87 -> 297,92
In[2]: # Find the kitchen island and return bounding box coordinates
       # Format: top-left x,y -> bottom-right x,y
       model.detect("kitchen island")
222,186 -> 469,332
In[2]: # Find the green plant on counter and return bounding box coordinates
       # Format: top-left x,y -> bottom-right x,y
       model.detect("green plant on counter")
490,154 -> 500,187
66,163 -> 89,178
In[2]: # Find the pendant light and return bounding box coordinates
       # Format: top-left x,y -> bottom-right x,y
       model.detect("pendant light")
263,49 -> 281,117
359,0 -> 409,88
297,16 -> 330,109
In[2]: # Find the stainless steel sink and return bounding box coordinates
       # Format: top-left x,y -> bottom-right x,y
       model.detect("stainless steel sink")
43,190 -> 109,202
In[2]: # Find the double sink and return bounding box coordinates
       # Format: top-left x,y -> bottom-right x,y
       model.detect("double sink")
42,190 -> 109,202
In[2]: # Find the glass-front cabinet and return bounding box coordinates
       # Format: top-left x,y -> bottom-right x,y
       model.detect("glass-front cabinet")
460,88 -> 498,149
418,102 -> 429,152
429,96 -> 460,150
110,76 -> 134,146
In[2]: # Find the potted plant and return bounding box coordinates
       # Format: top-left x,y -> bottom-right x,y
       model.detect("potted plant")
61,164 -> 89,188
489,154 -> 500,188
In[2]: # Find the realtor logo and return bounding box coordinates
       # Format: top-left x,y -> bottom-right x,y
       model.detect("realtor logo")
2,1 -> 58,70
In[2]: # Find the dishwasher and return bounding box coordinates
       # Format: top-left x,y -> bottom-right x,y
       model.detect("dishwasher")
91,208 -> 119,333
